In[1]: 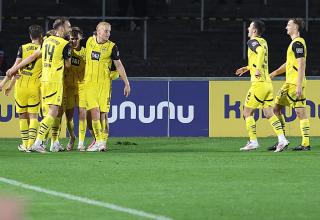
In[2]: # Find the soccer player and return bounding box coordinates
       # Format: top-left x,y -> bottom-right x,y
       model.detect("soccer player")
235,20 -> 289,152
63,27 -> 87,151
269,18 -> 310,151
1,25 -> 43,152
84,21 -> 130,152
7,17 -> 72,153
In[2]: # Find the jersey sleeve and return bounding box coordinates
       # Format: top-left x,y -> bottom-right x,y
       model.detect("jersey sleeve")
111,45 -> 120,60
247,39 -> 261,53
292,41 -> 305,58
17,46 -> 22,58
63,44 -> 72,60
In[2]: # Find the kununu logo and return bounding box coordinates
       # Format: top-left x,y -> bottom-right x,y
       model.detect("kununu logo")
108,101 -> 194,124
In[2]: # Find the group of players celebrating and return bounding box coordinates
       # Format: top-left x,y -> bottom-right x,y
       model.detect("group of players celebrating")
0,17 -> 311,153
0,17 -> 130,153
236,18 -> 310,152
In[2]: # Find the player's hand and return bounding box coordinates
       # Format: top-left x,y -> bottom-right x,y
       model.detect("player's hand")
269,71 -> 277,79
235,67 -> 248,76
124,84 -> 131,97
4,87 -> 13,96
6,69 -> 13,79
296,85 -> 302,99
255,69 -> 261,79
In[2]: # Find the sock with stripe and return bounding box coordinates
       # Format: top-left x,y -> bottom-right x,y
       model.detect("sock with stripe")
27,118 -> 38,148
19,118 -> 29,147
37,115 -> 55,142
51,117 -> 61,145
300,119 -> 310,146
268,115 -> 286,142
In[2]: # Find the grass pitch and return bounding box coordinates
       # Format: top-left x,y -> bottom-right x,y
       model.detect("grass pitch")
0,137 -> 319,220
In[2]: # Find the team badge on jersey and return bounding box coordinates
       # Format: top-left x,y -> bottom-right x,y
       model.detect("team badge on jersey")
91,51 -> 101,60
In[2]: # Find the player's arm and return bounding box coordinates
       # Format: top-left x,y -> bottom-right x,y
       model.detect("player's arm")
6,49 -> 41,78
63,44 -> 72,68
270,63 -> 286,79
235,66 -> 249,76
1,46 -> 23,89
0,59 -> 20,90
111,45 -> 130,97
292,41 -> 306,98
4,76 -> 17,96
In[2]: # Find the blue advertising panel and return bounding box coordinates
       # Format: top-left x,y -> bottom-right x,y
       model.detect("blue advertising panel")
108,80 -> 168,136
169,81 -> 209,136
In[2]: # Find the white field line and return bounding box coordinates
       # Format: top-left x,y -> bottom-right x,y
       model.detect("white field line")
0,177 -> 172,220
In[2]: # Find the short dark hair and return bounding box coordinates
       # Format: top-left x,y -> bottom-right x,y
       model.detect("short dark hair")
289,18 -> 305,32
29,25 -> 43,39
70,26 -> 83,38
52,17 -> 69,30
252,19 -> 265,36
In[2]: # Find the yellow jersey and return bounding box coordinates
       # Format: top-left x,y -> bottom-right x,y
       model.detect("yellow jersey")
247,37 -> 270,83
85,36 -> 120,84
41,36 -> 71,83
286,37 -> 307,87
16,43 -> 42,88
64,46 -> 86,88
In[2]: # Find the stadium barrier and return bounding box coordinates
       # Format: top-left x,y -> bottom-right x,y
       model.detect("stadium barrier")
0,77 -> 319,137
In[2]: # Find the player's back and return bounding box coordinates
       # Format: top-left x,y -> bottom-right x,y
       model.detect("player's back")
41,36 -> 69,83
17,43 -> 42,88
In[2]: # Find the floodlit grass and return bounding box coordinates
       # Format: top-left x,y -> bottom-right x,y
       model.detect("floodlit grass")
0,137 -> 319,220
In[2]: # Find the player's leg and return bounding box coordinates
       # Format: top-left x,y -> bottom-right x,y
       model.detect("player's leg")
50,106 -> 64,152
77,107 -> 87,151
87,107 -> 103,152
263,107 -> 289,152
27,113 -> 38,150
18,112 -> 29,151
86,111 -> 95,149
240,86 -> 259,151
64,89 -> 77,150
27,87 -> 41,150
15,87 -> 29,151
240,106 -> 259,151
33,82 -> 62,152
293,88 -> 310,152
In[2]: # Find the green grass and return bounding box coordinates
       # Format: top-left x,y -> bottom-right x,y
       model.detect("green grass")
0,137 -> 320,220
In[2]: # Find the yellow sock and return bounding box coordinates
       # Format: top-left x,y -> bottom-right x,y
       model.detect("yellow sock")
51,117 -> 61,143
278,114 -> 286,135
67,119 -> 75,139
19,118 -> 29,147
79,119 -> 87,143
38,115 -> 55,141
101,119 -> 106,142
245,116 -> 257,141
92,120 -> 102,142
27,119 -> 38,148
268,115 -> 284,136
300,119 -> 310,146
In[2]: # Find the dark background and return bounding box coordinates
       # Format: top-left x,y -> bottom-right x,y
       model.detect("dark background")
0,0 -> 319,77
